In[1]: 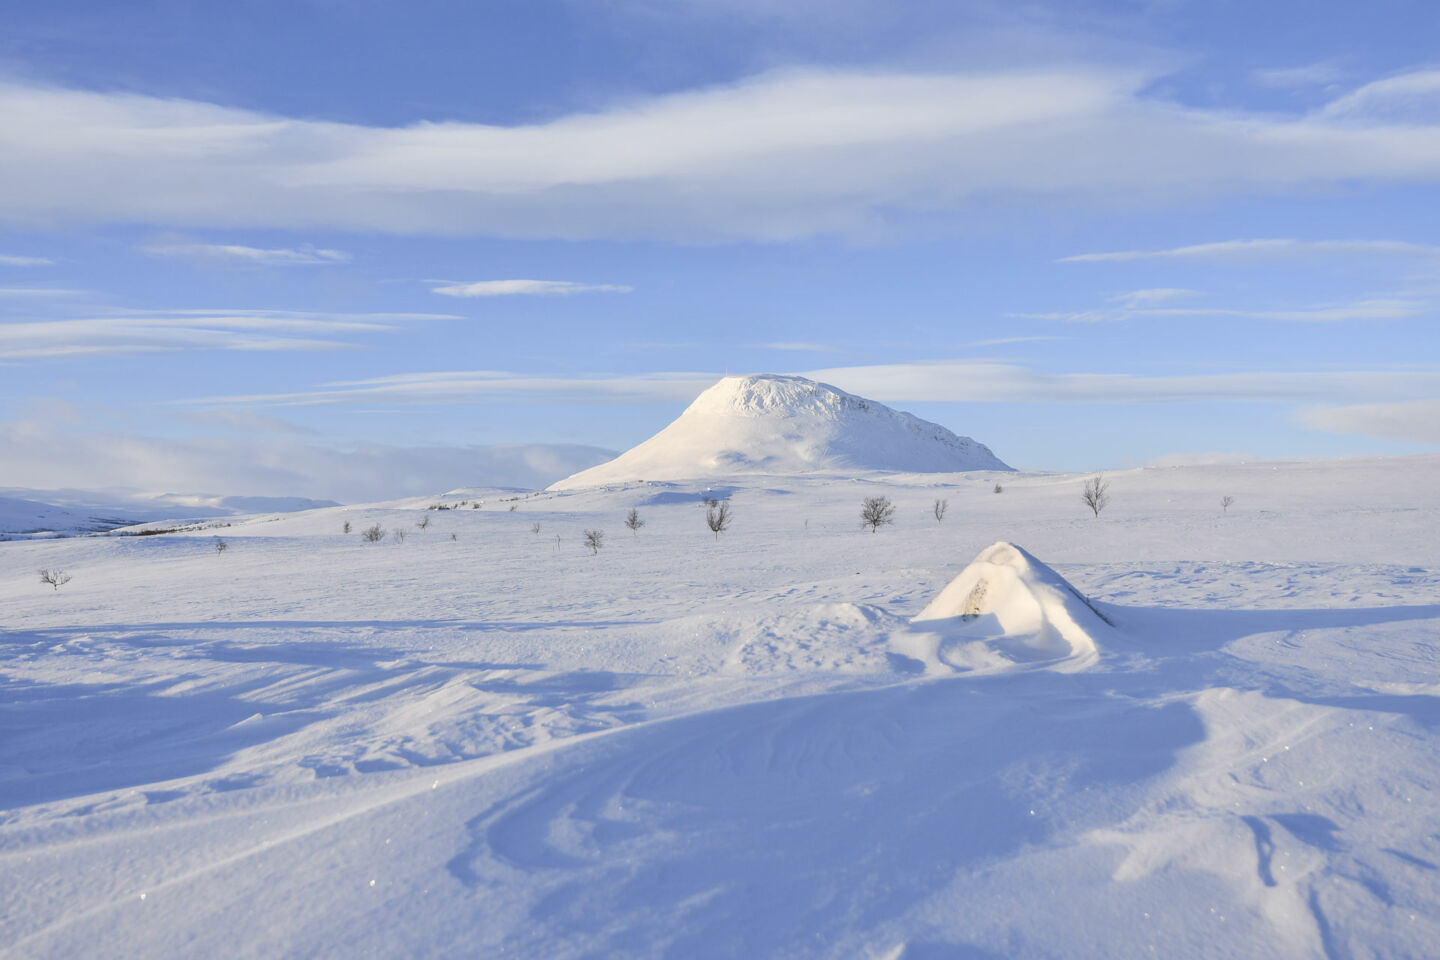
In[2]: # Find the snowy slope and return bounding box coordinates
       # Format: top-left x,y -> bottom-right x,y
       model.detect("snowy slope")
0,496 -> 137,539
0,489 -> 340,539
2,455 -> 1439,958
550,373 -> 1010,489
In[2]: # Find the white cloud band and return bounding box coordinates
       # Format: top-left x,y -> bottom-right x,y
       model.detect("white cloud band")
3,67 -> 1440,240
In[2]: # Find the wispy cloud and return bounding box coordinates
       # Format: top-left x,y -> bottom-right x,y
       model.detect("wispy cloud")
1112,288 -> 1200,308
431,279 -> 633,297
188,370 -> 716,407
0,287 -> 87,298
0,309 -> 460,360
759,342 -> 838,352
143,243 -> 352,266
964,335 -> 1069,347
188,371 -> 715,407
0,254 -> 53,267
1296,398 -> 1440,445
183,361 -> 1440,411
4,67 -> 1440,240
1254,62 -> 1347,89
0,408 -> 617,501
1059,238 -> 1440,263
1320,70 -> 1440,124
1010,297 -> 1425,324
802,360 -> 1440,406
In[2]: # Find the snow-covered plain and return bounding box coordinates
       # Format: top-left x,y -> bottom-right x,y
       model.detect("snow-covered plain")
2,456 -> 1439,958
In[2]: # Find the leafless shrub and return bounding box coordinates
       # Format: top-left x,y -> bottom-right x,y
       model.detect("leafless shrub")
343,521 -> 352,534
38,568 -> 72,591
417,515 -> 431,531
993,483 -> 1004,494
705,500 -> 733,540
1082,475 -> 1110,517
509,504 -> 517,512
214,538 -> 228,555
625,507 -> 645,536
933,498 -> 948,522
531,522 -> 542,535
861,496 -> 896,533
583,529 -> 604,554
362,523 -> 386,543
393,529 -> 406,544
1221,495 -> 1235,512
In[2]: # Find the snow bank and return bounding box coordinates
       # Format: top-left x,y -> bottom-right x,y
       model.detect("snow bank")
908,541 -> 1110,671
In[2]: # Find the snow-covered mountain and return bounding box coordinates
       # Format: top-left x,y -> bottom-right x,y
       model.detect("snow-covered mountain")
551,373 -> 1010,489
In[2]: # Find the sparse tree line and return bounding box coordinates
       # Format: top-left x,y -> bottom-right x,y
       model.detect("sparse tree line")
29,475 -> 1245,590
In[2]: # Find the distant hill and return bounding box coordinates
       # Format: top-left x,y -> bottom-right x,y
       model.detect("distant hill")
0,489 -> 338,539
551,373 -> 1010,489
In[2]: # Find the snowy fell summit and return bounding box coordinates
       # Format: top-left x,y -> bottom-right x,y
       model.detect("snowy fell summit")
551,374 -> 1010,488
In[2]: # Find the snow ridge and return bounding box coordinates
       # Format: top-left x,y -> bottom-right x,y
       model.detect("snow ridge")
552,374 -> 1009,488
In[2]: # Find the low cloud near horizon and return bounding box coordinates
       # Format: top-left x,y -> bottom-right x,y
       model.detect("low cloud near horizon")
0,413 -> 616,502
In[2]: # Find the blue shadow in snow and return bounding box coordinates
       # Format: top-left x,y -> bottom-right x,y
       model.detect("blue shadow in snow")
451,672 -> 1206,958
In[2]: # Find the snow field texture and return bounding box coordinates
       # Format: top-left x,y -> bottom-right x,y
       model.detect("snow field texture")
1,456 -> 1438,957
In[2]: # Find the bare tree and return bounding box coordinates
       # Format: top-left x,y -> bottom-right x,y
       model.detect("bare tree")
1221,495 -> 1235,512
861,496 -> 896,533
214,538 -> 228,555
38,568 -> 72,591
705,500 -> 733,540
1082,475 -> 1110,517
531,522 -> 542,535
933,498 -> 948,522
624,507 -> 645,536
417,514 -> 431,531
343,520 -> 352,534
362,523 -> 386,543
583,528 -> 604,554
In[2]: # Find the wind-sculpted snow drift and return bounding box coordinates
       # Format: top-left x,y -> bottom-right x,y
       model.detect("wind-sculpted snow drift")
5,457 -> 1440,958
905,541 -> 1110,672
550,373 -> 1009,488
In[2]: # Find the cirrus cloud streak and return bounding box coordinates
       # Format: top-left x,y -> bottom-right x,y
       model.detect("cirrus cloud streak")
185,361 -> 1440,410
431,279 -> 633,297
3,67 -> 1440,240
0,309 -> 461,359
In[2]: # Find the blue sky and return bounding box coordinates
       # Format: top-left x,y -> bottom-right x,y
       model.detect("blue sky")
2,0 -> 1438,500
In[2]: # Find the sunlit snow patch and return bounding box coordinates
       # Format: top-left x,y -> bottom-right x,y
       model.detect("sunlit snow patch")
903,541 -> 1110,673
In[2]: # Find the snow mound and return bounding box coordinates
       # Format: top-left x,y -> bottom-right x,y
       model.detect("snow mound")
907,541 -> 1110,671
550,374 -> 1009,489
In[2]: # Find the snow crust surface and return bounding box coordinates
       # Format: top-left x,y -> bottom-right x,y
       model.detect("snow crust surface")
2,455 -> 1439,959
550,374 -> 1010,489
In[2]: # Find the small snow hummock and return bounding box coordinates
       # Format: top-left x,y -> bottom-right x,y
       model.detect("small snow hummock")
909,541 -> 1111,670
